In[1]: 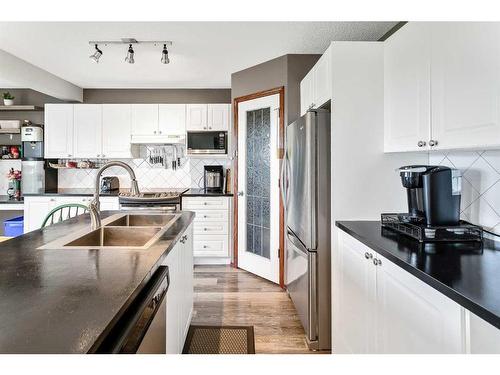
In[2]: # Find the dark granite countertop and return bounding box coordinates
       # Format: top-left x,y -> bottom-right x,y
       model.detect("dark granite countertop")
0,210 -> 195,353
336,221 -> 500,330
23,188 -> 123,197
181,188 -> 233,197
0,195 -> 23,204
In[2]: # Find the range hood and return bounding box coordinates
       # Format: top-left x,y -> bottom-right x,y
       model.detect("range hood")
130,134 -> 185,145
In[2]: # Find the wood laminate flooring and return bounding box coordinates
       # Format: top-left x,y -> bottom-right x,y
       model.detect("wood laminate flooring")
192,265 -> 317,354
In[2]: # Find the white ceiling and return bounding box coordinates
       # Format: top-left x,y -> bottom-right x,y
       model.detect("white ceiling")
0,22 -> 397,89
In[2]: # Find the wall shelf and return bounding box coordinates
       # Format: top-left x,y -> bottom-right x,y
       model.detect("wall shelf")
0,105 -> 43,112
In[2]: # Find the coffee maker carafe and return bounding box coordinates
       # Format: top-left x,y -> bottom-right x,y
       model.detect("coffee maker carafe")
398,165 -> 462,226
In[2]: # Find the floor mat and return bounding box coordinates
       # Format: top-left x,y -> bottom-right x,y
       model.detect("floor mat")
182,325 -> 255,354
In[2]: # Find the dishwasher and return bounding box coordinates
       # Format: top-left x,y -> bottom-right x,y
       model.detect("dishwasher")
95,266 -> 169,354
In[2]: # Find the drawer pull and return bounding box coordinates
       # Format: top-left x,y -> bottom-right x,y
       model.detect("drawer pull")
203,245 -> 208,248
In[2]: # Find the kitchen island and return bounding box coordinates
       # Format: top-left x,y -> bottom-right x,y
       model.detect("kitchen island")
0,210 -> 194,354
335,221 -> 500,353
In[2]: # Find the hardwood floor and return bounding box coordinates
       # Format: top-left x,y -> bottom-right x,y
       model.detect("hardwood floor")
192,265 -> 315,354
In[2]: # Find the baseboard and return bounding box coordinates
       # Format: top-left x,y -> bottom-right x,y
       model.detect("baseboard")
194,257 -> 231,265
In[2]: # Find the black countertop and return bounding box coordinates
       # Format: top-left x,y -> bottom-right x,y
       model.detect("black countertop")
0,195 -> 23,204
23,188 -> 124,196
336,221 -> 500,330
0,210 -> 195,353
181,188 -> 233,197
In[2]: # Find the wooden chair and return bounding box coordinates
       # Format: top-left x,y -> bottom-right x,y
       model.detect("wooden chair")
41,203 -> 89,228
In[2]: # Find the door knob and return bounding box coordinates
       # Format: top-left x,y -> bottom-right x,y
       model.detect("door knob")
237,191 -> 244,196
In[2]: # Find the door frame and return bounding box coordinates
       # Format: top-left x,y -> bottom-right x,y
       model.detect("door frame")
232,86 -> 285,288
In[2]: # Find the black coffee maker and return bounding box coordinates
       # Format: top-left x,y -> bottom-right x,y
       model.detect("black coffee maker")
398,165 -> 462,226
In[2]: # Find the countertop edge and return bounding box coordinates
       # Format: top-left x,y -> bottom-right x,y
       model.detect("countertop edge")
335,221 -> 500,331
87,211 -> 195,353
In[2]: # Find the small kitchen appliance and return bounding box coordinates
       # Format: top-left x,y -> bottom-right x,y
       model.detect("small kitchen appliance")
21,125 -> 57,195
204,165 -> 224,193
187,131 -> 227,155
382,165 -> 482,242
100,176 -> 120,193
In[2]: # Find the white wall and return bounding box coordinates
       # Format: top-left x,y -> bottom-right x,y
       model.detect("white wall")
330,42 -> 427,223
0,49 -> 82,102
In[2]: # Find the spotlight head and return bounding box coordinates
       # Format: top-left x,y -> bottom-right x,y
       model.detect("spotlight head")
161,44 -> 170,64
125,44 -> 135,64
89,44 -> 102,63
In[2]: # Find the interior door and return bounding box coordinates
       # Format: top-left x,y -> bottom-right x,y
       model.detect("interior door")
237,94 -> 280,283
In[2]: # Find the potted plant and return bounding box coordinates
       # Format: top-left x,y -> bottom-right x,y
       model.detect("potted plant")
3,92 -> 15,106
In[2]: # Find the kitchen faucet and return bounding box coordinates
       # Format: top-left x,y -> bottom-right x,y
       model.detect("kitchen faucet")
89,161 -> 140,230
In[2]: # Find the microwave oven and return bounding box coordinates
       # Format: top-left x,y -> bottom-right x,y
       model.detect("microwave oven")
187,131 -> 227,155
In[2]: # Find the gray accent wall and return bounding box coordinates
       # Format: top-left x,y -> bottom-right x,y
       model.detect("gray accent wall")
83,89 -> 231,104
231,54 -> 320,127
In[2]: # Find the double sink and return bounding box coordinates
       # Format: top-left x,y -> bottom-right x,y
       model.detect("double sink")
40,213 -> 180,250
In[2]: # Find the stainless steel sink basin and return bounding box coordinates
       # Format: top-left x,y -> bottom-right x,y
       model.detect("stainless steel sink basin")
64,227 -> 162,247
105,214 -> 176,227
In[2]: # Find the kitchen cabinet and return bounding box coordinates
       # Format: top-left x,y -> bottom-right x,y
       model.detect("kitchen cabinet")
207,104 -> 230,131
73,104 -> 103,158
334,230 -> 465,353
384,22 -> 431,152
467,311 -> 500,353
102,104 -> 132,158
186,104 -> 208,131
131,104 -> 159,136
300,45 -> 332,116
163,223 -> 193,354
44,104 -> 74,158
384,22 -> 500,152
159,104 -> 186,136
23,195 -> 119,233
430,22 -> 500,150
182,196 -> 231,261
333,229 -> 377,353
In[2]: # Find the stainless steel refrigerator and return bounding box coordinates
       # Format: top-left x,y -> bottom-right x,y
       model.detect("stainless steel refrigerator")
281,109 -> 331,351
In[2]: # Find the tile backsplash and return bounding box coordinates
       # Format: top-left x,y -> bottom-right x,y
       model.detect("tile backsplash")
58,157 -> 231,190
429,150 -> 500,234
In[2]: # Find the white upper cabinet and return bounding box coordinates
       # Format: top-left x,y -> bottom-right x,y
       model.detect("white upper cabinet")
73,104 -> 102,158
431,22 -> 500,150
186,104 -> 208,131
385,22 -> 500,152
384,22 -> 431,152
102,104 -> 132,158
207,104 -> 230,131
159,104 -> 186,136
131,104 -> 159,135
44,104 -> 74,158
300,45 -> 332,116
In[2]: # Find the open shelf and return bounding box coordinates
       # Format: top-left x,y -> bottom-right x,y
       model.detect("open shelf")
0,129 -> 20,134
0,105 -> 43,112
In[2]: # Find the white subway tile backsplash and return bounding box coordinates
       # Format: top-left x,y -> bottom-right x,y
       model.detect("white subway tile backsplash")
58,157 -> 231,190
463,156 -> 500,194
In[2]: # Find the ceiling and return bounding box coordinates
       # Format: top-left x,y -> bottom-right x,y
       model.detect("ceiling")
0,22 -> 397,89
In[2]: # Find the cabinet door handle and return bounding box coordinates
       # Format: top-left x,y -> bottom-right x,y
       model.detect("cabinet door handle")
365,252 -> 373,259
373,258 -> 382,266
208,126 -> 212,130
429,139 -> 438,147
67,154 -> 72,157
417,141 -> 426,147
154,130 -> 157,134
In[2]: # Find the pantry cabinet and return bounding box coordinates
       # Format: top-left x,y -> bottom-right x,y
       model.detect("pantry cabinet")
162,223 -> 194,354
44,104 -> 74,158
300,45 -> 332,116
334,230 -> 465,354
384,22 -> 500,152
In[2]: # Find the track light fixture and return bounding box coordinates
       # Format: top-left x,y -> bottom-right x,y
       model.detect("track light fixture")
89,44 -> 102,63
125,44 -> 135,64
161,44 -> 170,64
88,39 -> 172,65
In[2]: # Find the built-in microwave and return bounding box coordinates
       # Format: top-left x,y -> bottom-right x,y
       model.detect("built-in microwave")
187,131 -> 227,155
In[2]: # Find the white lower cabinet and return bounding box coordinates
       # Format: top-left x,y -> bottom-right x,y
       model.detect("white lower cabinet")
334,230 -> 466,353
182,196 -> 231,261
163,223 -> 194,354
467,311 -> 500,353
23,196 -> 119,233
